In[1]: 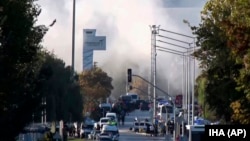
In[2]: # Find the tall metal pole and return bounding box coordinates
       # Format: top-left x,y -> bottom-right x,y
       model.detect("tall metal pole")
191,39 -> 196,125
150,25 -> 159,124
191,53 -> 194,125
185,55 -> 188,120
72,0 -> 76,73
187,52 -> 190,125
182,53 -> 185,110
150,26 -> 154,122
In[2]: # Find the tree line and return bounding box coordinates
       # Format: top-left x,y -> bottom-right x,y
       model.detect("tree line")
193,0 -> 250,124
0,1 -> 113,140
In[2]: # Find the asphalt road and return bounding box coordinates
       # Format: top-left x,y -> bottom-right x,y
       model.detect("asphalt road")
117,109 -> 167,141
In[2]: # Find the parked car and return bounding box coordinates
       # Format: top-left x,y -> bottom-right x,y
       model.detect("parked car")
130,120 -> 154,135
131,122 -> 139,132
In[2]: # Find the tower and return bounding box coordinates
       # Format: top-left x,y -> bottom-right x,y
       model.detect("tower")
83,29 -> 106,70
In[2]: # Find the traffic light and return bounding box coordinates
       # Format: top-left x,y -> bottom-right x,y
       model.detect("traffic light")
127,68 -> 132,83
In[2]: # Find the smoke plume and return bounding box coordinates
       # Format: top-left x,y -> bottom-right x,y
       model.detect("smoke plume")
37,0 -> 206,98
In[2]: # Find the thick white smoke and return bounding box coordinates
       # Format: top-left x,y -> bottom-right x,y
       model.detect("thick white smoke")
37,0 -> 206,98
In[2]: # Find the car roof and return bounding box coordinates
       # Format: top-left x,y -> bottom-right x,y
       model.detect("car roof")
106,112 -> 116,115
126,93 -> 138,96
100,117 -> 111,120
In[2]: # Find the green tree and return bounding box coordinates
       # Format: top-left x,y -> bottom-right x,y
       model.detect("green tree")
79,65 -> 113,116
193,0 -> 250,123
205,0 -> 250,124
39,51 -> 83,122
192,0 -> 244,122
0,0 -> 48,140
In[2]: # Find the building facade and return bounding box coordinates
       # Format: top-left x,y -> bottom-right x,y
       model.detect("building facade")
83,29 -> 106,70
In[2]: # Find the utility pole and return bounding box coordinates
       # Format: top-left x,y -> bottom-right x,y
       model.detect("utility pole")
150,25 -> 160,124
191,38 -> 196,125
72,0 -> 76,73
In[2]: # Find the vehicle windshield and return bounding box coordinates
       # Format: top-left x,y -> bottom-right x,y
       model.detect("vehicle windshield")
101,106 -> 111,112
101,119 -> 109,123
107,115 -> 115,120
131,95 -> 138,99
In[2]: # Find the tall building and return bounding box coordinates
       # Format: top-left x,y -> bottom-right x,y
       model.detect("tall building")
83,29 -> 106,70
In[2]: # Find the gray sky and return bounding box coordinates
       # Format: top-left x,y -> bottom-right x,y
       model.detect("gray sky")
37,0 -> 207,96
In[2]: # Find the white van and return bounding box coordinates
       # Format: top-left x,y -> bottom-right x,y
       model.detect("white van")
106,112 -> 118,123
157,102 -> 179,122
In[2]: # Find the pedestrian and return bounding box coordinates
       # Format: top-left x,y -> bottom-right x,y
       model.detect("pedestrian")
153,123 -> 158,136
121,110 -> 125,125
139,102 -> 143,110
146,123 -> 150,136
149,124 -> 154,136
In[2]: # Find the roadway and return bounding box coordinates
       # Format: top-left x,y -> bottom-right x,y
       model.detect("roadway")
117,109 -> 167,141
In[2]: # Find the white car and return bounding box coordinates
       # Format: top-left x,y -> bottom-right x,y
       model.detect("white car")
99,117 -> 111,128
106,112 -> 118,123
106,112 -> 117,120
101,125 -> 119,141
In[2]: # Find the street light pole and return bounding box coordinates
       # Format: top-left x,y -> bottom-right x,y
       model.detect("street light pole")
72,0 -> 76,73
191,38 -> 196,125
150,25 -> 160,124
187,50 -> 190,125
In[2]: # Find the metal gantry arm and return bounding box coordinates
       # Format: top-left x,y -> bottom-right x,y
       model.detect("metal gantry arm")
157,34 -> 192,45
159,28 -> 194,39
150,25 -> 197,140
132,74 -> 171,99
155,28 -> 197,140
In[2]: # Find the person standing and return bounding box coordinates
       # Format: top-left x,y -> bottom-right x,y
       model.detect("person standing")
139,102 -> 143,111
121,110 -> 125,126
